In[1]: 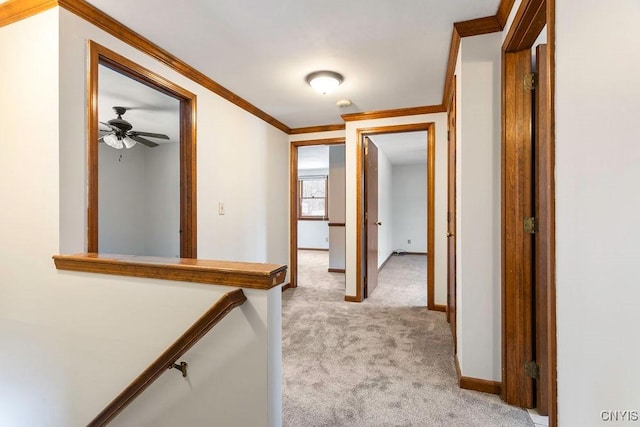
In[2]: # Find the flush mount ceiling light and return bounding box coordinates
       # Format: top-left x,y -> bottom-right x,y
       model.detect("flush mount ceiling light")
306,71 -> 344,95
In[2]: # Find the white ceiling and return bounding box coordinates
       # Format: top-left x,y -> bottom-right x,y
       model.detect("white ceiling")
98,64 -> 180,143
370,131 -> 428,165
85,0 -> 500,129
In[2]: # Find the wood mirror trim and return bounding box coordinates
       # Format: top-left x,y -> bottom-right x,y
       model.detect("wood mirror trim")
87,41 -> 197,258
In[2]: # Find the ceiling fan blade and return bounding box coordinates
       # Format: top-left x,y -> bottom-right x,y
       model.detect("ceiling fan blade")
129,131 -> 170,140
100,121 -> 120,132
129,135 -> 159,147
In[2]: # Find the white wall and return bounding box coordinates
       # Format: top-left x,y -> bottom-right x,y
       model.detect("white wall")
328,145 -> 346,270
455,32 -> 502,382
297,220 -> 329,249
143,142 -> 181,257
391,164 -> 428,253
58,10 -> 289,267
108,287 -> 281,427
555,1 -> 640,425
377,147 -> 393,267
0,8 -> 286,426
345,114 -> 448,306
99,142 -> 181,257
99,142 -> 147,255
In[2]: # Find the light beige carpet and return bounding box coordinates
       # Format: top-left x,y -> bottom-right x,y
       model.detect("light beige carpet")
282,250 -> 533,427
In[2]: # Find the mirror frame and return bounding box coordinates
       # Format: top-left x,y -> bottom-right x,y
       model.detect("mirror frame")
87,41 -> 197,258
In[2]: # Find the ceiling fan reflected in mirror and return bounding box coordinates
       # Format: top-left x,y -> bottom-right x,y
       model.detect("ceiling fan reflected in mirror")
99,106 -> 170,149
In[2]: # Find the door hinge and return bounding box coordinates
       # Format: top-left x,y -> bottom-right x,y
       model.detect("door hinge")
447,130 -> 451,141
524,216 -> 537,234
525,360 -> 539,379
524,72 -> 537,91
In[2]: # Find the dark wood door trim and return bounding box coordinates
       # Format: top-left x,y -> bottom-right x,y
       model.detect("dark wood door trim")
501,1 -> 557,424
534,42 -> 556,418
545,4 -> 557,425
503,0 -> 546,53
501,47 -> 534,409
87,41 -> 197,258
447,76 -> 457,354
289,138 -> 345,289
353,123 -> 435,306
363,137 -> 379,297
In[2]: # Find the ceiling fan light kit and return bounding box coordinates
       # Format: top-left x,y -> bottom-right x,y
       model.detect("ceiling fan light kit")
306,70 -> 343,95
102,133 -> 123,149
99,106 -> 170,149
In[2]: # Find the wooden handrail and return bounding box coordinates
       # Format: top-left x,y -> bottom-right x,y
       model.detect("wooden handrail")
87,288 -> 247,427
53,253 -> 287,290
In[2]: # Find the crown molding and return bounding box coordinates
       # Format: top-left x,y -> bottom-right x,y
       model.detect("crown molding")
454,15 -> 502,37
442,28 -> 462,109
0,0 -> 291,134
442,0 -> 517,110
341,105 -> 446,122
289,124 -> 345,135
2,0 -> 520,132
0,0 -> 57,27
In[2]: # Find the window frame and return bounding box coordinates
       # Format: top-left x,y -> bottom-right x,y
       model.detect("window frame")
297,175 -> 329,220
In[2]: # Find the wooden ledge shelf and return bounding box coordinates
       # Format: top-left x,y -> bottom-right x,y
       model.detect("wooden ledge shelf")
53,253 -> 287,290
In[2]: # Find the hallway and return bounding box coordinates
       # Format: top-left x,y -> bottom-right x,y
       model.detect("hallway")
282,250 -> 533,426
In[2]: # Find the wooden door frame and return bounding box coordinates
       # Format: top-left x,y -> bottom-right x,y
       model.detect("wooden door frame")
352,123 -> 435,307
447,76 -> 457,353
502,46 -> 535,409
501,0 -> 556,425
362,137 -> 379,298
289,137 -> 346,289
534,42 -> 554,418
87,41 -> 197,258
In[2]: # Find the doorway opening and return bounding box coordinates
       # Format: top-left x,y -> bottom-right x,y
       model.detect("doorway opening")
289,138 -> 346,289
354,123 -> 435,307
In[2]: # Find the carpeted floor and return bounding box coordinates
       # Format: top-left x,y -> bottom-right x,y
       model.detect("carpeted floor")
282,250 -> 534,427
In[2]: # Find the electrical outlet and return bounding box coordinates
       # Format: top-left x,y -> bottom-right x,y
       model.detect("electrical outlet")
218,202 -> 225,215
407,239 -> 411,244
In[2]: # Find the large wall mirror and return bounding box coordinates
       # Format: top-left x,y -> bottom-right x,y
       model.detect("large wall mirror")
88,41 -> 197,258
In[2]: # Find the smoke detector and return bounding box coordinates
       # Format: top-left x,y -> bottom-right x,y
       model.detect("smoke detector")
336,99 -> 352,108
